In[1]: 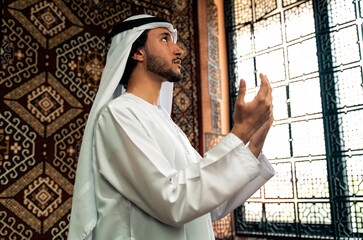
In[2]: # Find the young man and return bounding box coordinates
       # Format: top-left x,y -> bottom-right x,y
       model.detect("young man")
68,14 -> 274,240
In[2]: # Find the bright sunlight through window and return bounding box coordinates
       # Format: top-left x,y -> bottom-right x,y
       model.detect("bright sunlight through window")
225,0 -> 363,238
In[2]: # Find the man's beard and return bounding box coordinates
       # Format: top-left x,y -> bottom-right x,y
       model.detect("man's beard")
145,48 -> 182,83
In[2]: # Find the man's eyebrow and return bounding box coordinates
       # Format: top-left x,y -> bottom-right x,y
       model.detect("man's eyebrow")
159,32 -> 172,38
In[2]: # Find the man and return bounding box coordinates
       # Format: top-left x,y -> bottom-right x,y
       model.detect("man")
68,14 -> 274,240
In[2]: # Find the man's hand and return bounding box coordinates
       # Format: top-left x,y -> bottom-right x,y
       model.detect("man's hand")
231,73 -> 273,145
249,112 -> 273,158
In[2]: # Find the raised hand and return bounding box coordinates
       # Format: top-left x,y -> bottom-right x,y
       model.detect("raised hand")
248,111 -> 273,157
231,73 -> 273,145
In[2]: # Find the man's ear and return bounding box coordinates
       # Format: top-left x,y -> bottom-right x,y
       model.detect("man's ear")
131,48 -> 145,62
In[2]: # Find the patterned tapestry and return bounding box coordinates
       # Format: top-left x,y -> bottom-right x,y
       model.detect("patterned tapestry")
0,0 -> 198,239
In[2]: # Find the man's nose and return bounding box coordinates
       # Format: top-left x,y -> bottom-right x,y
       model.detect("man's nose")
174,44 -> 184,57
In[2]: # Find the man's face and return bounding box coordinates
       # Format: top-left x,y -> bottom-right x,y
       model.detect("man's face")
144,28 -> 183,83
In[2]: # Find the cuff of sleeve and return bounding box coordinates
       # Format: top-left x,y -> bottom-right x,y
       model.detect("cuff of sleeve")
228,133 -> 260,165
256,153 -> 275,180
224,133 -> 275,180
221,132 -> 245,149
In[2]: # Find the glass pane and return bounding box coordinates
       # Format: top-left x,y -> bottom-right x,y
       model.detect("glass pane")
265,203 -> 295,222
235,24 -> 253,58
244,202 -> 263,221
289,78 -> 322,117
295,160 -> 329,199
351,201 -> 363,233
346,155 -> 363,197
287,38 -> 319,78
255,48 -> 285,83
255,0 -> 277,19
330,26 -> 360,67
271,85 -> 288,120
284,0 -> 314,42
283,0 -> 299,7
263,123 -> 291,159
340,109 -> 363,151
254,14 -> 283,51
291,119 -> 326,156
234,0 -> 252,26
298,202 -> 332,224
328,0 -> 356,26
336,67 -> 363,108
236,58 -> 255,91
265,202 -> 297,236
245,89 -> 258,103
250,187 -> 261,198
265,162 -> 293,199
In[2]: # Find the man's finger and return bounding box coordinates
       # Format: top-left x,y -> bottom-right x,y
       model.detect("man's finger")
264,74 -> 272,97
257,73 -> 271,97
236,79 -> 246,103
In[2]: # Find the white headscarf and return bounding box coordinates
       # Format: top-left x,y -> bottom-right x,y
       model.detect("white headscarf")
68,14 -> 177,240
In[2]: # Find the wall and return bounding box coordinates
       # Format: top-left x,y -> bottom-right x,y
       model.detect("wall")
0,0 -> 198,238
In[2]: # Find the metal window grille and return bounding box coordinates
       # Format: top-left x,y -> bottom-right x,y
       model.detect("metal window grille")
225,0 -> 363,239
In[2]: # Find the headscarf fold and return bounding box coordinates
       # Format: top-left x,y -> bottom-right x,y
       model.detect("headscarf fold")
68,14 -> 177,240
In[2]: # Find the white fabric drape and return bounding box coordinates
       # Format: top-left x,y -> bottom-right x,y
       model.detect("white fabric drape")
68,15 -> 177,240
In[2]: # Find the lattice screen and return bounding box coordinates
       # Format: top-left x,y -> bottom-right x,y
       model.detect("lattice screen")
225,0 -> 363,238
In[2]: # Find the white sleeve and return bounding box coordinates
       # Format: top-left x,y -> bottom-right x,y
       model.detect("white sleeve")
210,151 -> 274,220
94,106 -> 274,227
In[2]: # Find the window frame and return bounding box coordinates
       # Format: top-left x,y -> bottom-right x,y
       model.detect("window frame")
224,0 -> 363,239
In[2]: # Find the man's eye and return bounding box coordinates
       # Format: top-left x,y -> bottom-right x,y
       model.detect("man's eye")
162,37 -> 168,42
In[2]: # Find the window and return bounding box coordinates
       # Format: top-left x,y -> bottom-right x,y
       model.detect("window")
225,0 -> 363,238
